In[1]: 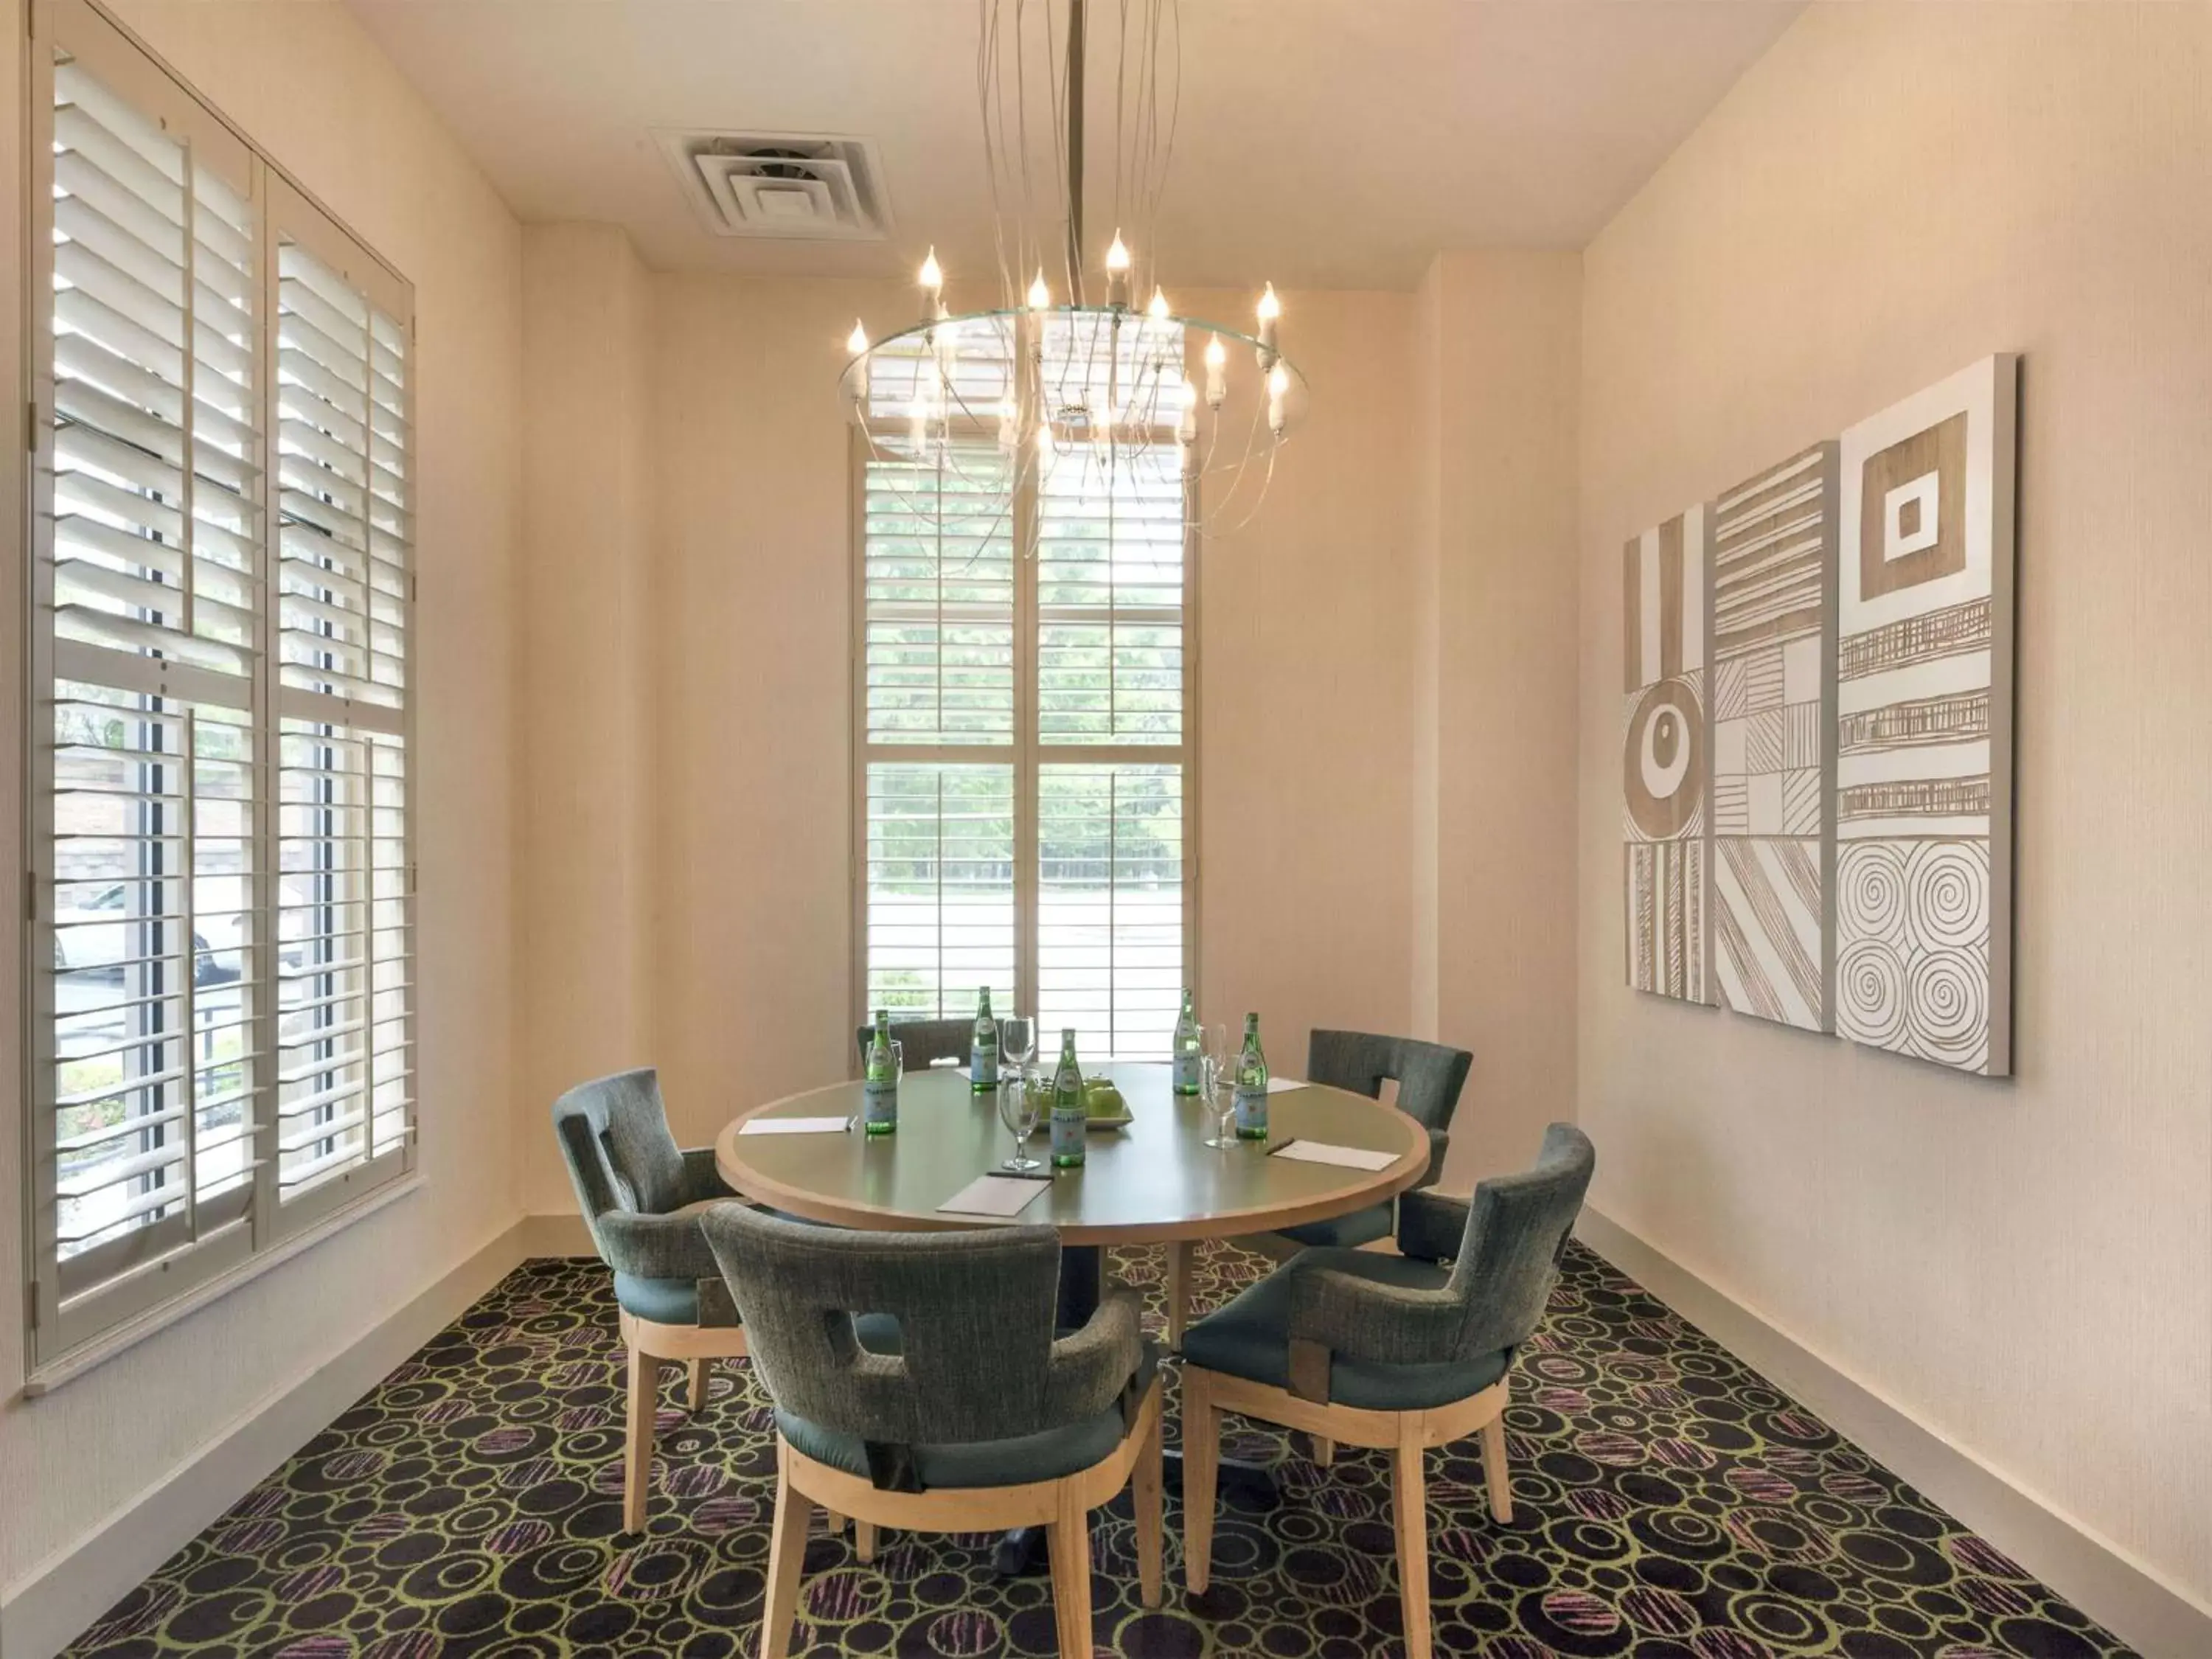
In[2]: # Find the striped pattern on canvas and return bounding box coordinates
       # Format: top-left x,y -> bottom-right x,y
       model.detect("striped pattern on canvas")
1839,598 -> 1991,681
1712,445 -> 1827,656
1840,690 -> 1989,754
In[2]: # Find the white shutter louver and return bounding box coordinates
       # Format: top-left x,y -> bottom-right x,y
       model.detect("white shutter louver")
28,1 -> 417,1368
270,206 -> 414,1211
854,324 -> 1193,1060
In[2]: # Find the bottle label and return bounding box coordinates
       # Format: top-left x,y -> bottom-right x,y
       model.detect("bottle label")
1234,1085 -> 1269,1138
971,1036 -> 998,1088
863,1076 -> 898,1132
1051,1102 -> 1087,1165
1172,1051 -> 1200,1093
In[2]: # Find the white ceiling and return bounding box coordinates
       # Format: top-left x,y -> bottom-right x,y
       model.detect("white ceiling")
342,1 -> 1804,291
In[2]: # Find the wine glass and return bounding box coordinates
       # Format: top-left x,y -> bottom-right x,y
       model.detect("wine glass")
1001,1015 -> 1036,1082
998,1072 -> 1043,1172
1201,1023 -> 1239,1148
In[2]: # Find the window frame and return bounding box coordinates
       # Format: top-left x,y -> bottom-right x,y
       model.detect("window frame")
22,0 -> 418,1380
846,393 -> 1203,1051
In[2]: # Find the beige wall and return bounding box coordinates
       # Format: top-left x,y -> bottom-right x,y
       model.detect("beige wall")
1,0 -> 524,1607
1578,2 -> 2212,1609
516,224 -> 655,1213
1416,252 -> 1583,1186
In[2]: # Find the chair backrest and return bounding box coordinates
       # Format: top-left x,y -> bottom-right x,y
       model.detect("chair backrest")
854,1017 -> 971,1073
1307,1029 -> 1472,1133
700,1204 -> 1065,1444
552,1069 -> 687,1259
1450,1121 -> 1596,1357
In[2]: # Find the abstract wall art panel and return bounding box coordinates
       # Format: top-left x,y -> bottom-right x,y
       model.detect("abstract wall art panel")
1710,444 -> 1838,1032
1623,504 -> 1711,1004
1833,355 -> 2016,1075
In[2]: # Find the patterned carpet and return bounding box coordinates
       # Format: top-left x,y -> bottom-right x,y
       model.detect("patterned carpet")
67,1241 -> 2135,1658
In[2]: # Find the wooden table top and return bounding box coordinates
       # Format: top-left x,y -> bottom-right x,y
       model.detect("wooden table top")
714,1061 -> 1428,1246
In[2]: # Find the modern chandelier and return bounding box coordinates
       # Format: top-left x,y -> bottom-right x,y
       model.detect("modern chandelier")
839,0 -> 1306,540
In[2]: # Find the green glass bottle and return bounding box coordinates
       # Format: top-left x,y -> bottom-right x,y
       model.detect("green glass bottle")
863,1008 -> 898,1135
1172,988 -> 1201,1096
1049,1028 -> 1087,1168
1233,1012 -> 1269,1139
970,986 -> 999,1091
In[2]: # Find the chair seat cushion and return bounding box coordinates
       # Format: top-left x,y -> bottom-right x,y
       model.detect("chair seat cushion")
614,1271 -> 701,1326
776,1402 -> 1131,1489
1272,1203 -> 1394,1250
1181,1248 -> 1509,1411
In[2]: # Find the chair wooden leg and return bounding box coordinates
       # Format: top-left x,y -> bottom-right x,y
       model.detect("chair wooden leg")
822,1508 -> 846,1535
623,1344 -> 658,1534
1048,1479 -> 1093,1659
854,1519 -> 877,1563
760,1447 -> 813,1659
1310,1434 -> 1335,1467
1481,1413 -> 1512,1523
1166,1240 -> 1192,1349
1393,1417 -> 1433,1659
1182,1368 -> 1218,1594
686,1357 -> 709,1412
1133,1394 -> 1164,1609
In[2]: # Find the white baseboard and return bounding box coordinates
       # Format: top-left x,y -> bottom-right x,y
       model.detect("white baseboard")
0,1223 -> 531,1659
1576,1206 -> 2211,1659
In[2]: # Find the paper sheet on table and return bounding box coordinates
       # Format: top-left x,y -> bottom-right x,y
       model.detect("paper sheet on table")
1270,1140 -> 1398,1172
1266,1077 -> 1307,1093
937,1173 -> 1053,1217
738,1116 -> 850,1136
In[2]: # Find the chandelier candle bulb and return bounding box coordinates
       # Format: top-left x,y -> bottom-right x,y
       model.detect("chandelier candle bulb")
1105,229 -> 1132,309
1268,362 -> 1290,434
846,319 -> 870,399
1147,286 -> 1170,321
1203,333 -> 1228,406
918,246 -> 944,321
1027,268 -> 1051,309
1256,282 -> 1281,368
1179,375 -> 1199,442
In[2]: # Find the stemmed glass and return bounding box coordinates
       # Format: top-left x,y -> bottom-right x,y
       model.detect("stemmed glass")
998,1074 -> 1043,1172
1001,1015 -> 1036,1081
1200,1023 -> 1239,1148
998,1016 -> 1041,1172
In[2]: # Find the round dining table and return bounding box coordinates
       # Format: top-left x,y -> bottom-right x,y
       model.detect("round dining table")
714,1057 -> 1430,1574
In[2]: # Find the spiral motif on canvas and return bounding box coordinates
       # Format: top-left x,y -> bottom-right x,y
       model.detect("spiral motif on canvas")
1837,843 -> 1908,944
1835,936 -> 1907,1047
1904,839 -> 1989,953
1907,947 -> 1988,1066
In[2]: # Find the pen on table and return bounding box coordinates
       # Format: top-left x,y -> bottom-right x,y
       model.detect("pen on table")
1266,1138 -> 1301,1157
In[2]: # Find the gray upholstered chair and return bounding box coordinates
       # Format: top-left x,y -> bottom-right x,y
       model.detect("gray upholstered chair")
1279,1029 -> 1472,1248
1181,1123 -> 1595,1659
1163,1029 -> 1472,1351
552,1068 -> 753,1534
853,1016 -> 971,1073
701,1206 -> 1164,1659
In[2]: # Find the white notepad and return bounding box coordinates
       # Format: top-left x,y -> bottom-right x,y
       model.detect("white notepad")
1270,1140 -> 1397,1172
1266,1077 -> 1307,1093
738,1116 -> 851,1136
937,1173 -> 1053,1217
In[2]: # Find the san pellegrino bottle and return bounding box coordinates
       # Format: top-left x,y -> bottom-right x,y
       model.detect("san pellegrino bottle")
863,1008 -> 899,1135
1172,988 -> 1202,1096
970,986 -> 999,1091
1050,1028 -> 1087,1168
1233,1012 -> 1270,1139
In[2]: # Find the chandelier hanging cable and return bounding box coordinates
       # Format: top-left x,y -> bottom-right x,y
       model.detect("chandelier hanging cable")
838,0 -> 1305,550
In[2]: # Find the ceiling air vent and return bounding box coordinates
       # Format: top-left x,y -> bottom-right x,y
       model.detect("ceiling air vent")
653,130 -> 892,241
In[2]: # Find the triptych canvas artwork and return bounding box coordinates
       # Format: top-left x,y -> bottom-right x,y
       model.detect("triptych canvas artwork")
1622,355 -> 2017,1077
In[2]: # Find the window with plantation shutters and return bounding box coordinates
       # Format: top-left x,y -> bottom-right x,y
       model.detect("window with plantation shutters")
26,0 -> 416,1373
853,320 -> 1194,1055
